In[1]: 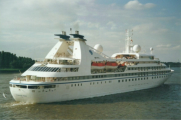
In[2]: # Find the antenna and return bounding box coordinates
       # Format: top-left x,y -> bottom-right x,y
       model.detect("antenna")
150,47 -> 153,54
70,28 -> 72,34
125,29 -> 134,53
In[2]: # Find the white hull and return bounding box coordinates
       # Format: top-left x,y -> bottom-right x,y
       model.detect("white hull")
10,73 -> 172,103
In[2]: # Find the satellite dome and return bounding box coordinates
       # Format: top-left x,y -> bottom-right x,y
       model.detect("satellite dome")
94,44 -> 103,53
150,47 -> 153,51
133,44 -> 141,53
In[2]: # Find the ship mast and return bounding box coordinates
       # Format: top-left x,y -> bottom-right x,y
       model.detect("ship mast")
125,29 -> 133,53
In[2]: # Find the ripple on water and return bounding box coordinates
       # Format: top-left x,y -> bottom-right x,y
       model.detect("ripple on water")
0,101 -> 34,108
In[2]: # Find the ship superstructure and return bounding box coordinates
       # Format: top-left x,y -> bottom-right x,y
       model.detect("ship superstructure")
9,30 -> 174,103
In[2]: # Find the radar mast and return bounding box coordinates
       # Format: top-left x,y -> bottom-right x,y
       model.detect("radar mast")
125,29 -> 133,53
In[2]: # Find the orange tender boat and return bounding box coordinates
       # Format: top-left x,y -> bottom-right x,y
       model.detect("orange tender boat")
91,62 -> 105,69
105,62 -> 118,69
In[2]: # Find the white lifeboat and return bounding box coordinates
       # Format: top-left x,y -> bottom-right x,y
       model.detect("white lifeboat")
91,62 -> 105,69
105,62 -> 118,69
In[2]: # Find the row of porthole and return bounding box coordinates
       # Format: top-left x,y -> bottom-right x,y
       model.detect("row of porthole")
30,75 -> 170,91
118,75 -> 169,83
90,81 -> 112,85
71,81 -> 113,87
152,75 -> 168,79
127,66 -> 166,71
71,83 -> 83,87
60,75 -> 169,88
128,83 -> 149,87
118,77 -> 149,83
32,89 -> 56,92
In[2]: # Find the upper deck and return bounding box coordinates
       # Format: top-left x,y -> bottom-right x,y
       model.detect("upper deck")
18,30 -> 166,81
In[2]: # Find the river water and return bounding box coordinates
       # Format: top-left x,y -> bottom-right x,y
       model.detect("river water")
0,67 -> 181,119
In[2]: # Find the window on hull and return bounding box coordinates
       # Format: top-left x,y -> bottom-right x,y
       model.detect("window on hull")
27,85 -> 56,89
13,85 -> 27,88
28,86 -> 39,89
44,85 -> 56,89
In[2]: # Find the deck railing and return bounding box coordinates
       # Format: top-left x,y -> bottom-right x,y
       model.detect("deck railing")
36,59 -> 80,65
154,58 -> 159,60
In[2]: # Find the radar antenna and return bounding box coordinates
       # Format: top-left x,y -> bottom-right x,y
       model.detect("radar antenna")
150,47 -> 153,54
125,29 -> 133,53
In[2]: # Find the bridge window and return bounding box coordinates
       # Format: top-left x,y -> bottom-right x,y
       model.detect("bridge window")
29,66 -> 79,72
28,86 -> 39,89
16,85 -> 27,88
44,85 -> 56,89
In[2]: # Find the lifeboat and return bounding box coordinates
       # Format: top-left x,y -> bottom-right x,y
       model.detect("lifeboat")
118,62 -> 125,67
91,62 -> 105,69
105,62 -> 118,69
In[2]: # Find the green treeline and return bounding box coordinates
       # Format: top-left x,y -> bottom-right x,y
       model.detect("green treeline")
0,51 -> 35,69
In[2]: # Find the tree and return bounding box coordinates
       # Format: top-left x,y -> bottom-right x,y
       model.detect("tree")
10,60 -> 18,68
23,63 -> 32,69
0,52 -> 1,68
1,51 -> 4,68
0,51 -> 35,69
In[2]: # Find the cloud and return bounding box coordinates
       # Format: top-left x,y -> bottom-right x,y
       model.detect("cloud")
132,23 -> 154,32
132,23 -> 168,35
124,0 -> 155,10
157,44 -> 171,48
175,19 -> 181,26
88,22 -> 100,29
152,29 -> 168,34
0,0 -> 180,62
107,21 -> 116,30
73,21 -> 80,31
172,45 -> 180,49
0,0 -> 94,32
156,44 -> 180,50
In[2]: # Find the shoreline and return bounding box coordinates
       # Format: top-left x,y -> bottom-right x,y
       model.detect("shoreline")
0,69 -> 26,73
163,63 -> 181,67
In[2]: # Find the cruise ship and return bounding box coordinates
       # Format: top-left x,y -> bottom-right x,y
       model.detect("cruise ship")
9,30 -> 174,103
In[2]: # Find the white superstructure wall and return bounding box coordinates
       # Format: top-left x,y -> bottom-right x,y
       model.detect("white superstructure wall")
73,40 -> 91,74
45,41 -> 69,59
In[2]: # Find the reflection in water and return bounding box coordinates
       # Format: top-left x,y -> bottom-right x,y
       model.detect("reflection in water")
0,68 -> 181,119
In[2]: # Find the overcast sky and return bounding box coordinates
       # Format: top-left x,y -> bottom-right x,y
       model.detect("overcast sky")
0,0 -> 180,62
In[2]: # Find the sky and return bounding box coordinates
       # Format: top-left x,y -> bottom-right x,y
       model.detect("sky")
0,0 -> 180,62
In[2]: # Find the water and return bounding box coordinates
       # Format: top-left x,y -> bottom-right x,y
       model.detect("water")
0,68 -> 181,119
